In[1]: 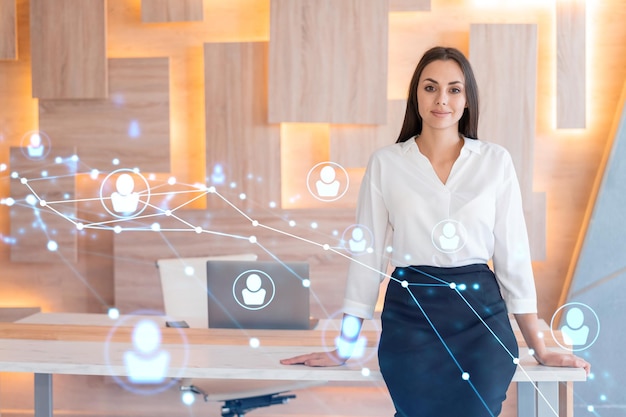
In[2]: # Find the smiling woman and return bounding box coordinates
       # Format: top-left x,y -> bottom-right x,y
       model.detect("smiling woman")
280,46 -> 590,417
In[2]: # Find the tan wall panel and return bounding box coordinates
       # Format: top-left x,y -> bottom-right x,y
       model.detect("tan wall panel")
39,58 -> 171,173
204,42 -> 280,210
470,24 -> 544,259
389,0 -> 431,11
113,209 -> 356,319
268,0 -> 388,124
0,0 -> 17,60
9,146 -> 77,262
141,0 -> 203,22
557,0 -> 586,129
330,100 -> 406,168
30,0 -> 106,99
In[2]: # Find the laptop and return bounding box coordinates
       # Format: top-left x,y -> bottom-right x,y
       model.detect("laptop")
206,260 -> 317,330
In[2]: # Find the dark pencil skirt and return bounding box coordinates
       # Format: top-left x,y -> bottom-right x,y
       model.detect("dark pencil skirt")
378,264 -> 518,417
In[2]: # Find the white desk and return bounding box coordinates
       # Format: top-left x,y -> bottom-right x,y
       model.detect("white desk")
2,313 -> 585,417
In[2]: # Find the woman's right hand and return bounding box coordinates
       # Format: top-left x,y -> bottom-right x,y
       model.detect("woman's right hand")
280,349 -> 347,367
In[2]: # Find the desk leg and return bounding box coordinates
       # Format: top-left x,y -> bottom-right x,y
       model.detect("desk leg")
537,381 -> 559,417
34,373 -> 52,417
518,382 -> 537,417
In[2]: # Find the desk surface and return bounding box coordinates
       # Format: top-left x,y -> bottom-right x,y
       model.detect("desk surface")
0,313 -> 586,384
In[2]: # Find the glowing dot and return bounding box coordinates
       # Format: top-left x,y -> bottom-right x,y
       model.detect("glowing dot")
587,405 -> 594,412
239,193 -> 246,200
449,283 -> 457,289
184,266 -> 194,276
0,163 -> 6,171
473,283 -> 480,290
108,308 -> 120,319
47,241 -> 58,251
288,220 -> 296,227
322,244 -> 330,250
132,168 -> 140,174
401,280 -> 409,288
332,230 -> 339,236
249,236 -> 257,244
252,220 -> 259,227
366,247 -> 374,253
528,349 -> 535,356
404,254 -> 411,261
39,200 -> 47,207
229,182 -> 237,188
361,367 -> 371,377
181,391 -> 195,406
269,201 -> 277,208
112,158 -> 120,165
302,279 -> 311,288
54,157 -> 62,164
207,186 -> 216,193
386,246 -> 393,253
71,154 -> 79,162
458,283 -> 467,291
114,226 -> 122,234
4,197 -> 15,206
310,222 -> 318,229
41,171 -> 48,177
11,171 -> 18,178
537,331 -> 544,339
513,358 -> 520,364
25,195 -> 37,206
600,395 -> 607,401
77,223 -> 84,231
165,210 -> 172,216
462,372 -> 470,380
20,177 -> 27,184
167,176 -> 176,185
151,223 -> 161,231
90,169 -> 99,180
249,337 -> 260,348
588,373 -> 595,380
194,226 -> 202,234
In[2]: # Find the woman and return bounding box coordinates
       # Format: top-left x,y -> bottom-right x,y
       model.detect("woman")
281,46 -> 590,416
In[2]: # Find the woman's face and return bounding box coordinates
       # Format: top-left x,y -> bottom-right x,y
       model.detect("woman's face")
416,59 -> 467,134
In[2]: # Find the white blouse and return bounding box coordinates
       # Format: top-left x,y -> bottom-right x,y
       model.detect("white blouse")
342,137 -> 538,319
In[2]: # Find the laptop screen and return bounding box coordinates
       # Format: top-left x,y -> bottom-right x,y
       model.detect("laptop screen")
206,260 -> 312,330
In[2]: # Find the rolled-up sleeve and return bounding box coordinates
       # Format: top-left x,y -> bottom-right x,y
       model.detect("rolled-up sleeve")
492,151 -> 538,314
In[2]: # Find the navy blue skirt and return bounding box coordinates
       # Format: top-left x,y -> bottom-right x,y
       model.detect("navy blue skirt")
378,264 -> 518,417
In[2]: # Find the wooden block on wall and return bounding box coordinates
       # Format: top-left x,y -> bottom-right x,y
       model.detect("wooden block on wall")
0,0 -> 17,60
30,0 -> 106,99
557,0 -> 586,129
141,0 -> 203,22
9,146 -> 78,263
389,0 -> 431,11
470,24 -> 545,259
204,42 -> 280,210
268,0 -> 388,124
330,100 -> 406,168
39,58 -> 171,173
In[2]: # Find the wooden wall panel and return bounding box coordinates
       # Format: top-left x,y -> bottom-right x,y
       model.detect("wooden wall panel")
557,0 -> 586,129
30,0 -> 106,99
268,0 -> 388,124
141,0 -> 203,22
0,0 -> 16,60
39,58 -> 171,173
389,0 -> 431,11
470,24 -> 545,260
204,42 -> 280,210
330,100 -> 406,168
113,209 -> 356,320
9,146 -> 77,262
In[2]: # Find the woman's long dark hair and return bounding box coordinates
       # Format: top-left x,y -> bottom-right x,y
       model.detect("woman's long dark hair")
396,47 -> 479,143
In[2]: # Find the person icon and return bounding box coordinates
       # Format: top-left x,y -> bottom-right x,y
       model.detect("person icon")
560,307 -> 590,346
241,273 -> 267,306
211,164 -> 225,185
439,221 -> 460,250
111,173 -> 140,214
348,227 -> 367,253
123,320 -> 170,384
27,133 -> 45,158
315,165 -> 340,197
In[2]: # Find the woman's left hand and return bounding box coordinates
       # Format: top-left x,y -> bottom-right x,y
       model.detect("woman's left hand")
535,350 -> 591,375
